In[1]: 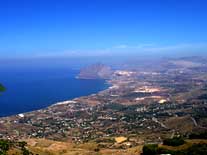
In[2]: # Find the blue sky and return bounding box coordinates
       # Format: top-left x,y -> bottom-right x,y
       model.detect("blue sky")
0,0 -> 207,58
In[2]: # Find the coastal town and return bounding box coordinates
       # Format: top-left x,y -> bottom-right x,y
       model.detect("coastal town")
0,57 -> 207,152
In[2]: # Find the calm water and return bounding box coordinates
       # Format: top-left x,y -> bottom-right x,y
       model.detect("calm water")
0,67 -> 108,117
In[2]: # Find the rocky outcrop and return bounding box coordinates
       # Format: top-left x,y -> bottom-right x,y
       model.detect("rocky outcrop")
77,63 -> 113,79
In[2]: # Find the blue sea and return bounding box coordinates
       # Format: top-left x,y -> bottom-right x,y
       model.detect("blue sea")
0,67 -> 108,117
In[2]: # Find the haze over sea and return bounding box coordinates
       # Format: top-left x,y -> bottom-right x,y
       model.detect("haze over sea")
0,65 -> 108,117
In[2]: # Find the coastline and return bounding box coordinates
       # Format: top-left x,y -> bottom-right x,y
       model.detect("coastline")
0,77 -> 111,118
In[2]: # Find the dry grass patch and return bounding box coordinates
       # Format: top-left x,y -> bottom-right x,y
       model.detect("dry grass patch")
115,137 -> 127,144
24,138 -> 144,155
164,116 -> 194,133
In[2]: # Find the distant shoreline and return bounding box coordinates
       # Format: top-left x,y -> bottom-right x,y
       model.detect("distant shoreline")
0,69 -> 109,117
10,78 -> 110,118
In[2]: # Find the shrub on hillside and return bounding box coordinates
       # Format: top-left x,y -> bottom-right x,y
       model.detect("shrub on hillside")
163,137 -> 185,146
142,142 -> 207,155
142,144 -> 158,155
189,131 -> 207,139
0,139 -> 32,155
187,143 -> 207,155
0,140 -> 10,155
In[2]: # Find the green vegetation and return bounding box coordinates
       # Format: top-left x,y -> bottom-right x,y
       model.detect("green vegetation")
0,139 -> 31,155
0,140 -> 9,155
187,143 -> 207,155
142,139 -> 207,155
143,143 -> 207,155
142,144 -> 158,155
193,107 -> 207,118
0,83 -> 5,93
189,131 -> 207,139
163,137 -> 185,146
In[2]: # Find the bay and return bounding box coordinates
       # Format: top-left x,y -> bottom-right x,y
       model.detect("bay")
0,67 -> 108,117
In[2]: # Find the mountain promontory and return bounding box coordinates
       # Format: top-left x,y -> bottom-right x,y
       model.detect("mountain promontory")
77,63 -> 113,79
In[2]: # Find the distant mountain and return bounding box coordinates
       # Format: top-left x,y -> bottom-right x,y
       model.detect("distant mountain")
77,63 -> 113,79
120,56 -> 207,72
167,56 -> 207,68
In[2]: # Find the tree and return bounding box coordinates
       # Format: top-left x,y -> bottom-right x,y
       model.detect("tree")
0,83 -> 5,93
0,140 -> 9,154
142,144 -> 158,155
163,137 -> 185,146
